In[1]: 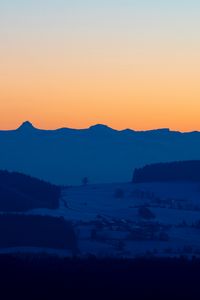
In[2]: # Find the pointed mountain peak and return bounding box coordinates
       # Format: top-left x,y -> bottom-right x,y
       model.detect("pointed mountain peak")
17,121 -> 36,131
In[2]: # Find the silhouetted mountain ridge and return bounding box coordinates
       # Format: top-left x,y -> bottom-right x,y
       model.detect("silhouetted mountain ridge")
0,121 -> 200,184
0,121 -> 192,135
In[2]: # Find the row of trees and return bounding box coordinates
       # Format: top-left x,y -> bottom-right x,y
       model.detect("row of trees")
0,214 -> 78,253
133,161 -> 200,183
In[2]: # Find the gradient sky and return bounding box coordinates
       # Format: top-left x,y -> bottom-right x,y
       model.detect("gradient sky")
0,0 -> 200,131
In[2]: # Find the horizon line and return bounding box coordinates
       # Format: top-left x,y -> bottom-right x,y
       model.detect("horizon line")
0,121 -> 200,134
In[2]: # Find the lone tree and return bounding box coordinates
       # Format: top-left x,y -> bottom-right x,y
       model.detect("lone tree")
82,177 -> 89,186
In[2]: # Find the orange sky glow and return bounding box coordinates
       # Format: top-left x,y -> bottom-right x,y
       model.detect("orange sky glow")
0,1 -> 200,132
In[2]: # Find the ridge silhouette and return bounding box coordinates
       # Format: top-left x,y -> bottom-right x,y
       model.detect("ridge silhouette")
0,121 -> 200,185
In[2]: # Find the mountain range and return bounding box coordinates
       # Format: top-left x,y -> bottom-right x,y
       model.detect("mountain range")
0,121 -> 200,185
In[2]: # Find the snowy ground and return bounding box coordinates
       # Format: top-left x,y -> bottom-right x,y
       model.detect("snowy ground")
24,181 -> 200,258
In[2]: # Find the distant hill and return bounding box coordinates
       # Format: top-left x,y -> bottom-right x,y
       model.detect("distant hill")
133,160 -> 200,183
1,121 -> 200,184
0,170 -> 60,211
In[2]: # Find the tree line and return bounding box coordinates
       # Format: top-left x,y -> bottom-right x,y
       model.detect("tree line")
133,160 -> 200,183
0,214 -> 77,253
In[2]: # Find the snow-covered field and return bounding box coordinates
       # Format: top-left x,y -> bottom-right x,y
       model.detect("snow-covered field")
24,181 -> 200,258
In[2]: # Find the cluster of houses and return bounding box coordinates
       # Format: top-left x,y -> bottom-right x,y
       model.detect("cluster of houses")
75,214 -> 170,248
132,188 -> 200,211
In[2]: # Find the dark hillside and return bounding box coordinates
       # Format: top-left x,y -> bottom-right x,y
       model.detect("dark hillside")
0,255 -> 200,299
0,170 -> 60,211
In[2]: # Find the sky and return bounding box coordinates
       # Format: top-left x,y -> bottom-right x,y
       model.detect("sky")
0,0 -> 200,131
